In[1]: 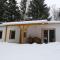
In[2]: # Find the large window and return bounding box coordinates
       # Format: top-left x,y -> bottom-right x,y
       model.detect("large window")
0,31 -> 2,39
9,30 -> 15,39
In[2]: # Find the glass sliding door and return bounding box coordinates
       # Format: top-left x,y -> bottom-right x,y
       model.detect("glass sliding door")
43,29 -> 55,43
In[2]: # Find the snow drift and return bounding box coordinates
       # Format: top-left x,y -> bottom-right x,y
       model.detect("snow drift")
0,42 -> 60,60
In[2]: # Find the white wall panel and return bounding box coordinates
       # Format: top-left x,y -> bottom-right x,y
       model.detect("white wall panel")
6,26 -> 20,43
0,26 -> 6,42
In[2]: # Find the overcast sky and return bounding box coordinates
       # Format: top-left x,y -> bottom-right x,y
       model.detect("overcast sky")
45,0 -> 60,8
16,0 -> 60,8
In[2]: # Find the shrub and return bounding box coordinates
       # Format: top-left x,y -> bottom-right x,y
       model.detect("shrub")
26,37 -> 33,44
33,37 -> 42,44
26,36 -> 42,44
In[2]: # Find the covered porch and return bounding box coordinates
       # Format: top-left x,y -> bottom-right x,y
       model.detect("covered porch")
18,23 -> 55,44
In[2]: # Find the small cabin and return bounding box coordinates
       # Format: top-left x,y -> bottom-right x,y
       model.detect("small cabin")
0,20 -> 60,44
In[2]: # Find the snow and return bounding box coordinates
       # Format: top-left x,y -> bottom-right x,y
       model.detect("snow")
1,20 -> 60,26
0,42 -> 60,60
2,20 -> 47,25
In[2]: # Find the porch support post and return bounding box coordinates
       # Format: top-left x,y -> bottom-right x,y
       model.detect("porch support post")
20,26 -> 24,43
20,25 -> 31,44
5,26 -> 7,42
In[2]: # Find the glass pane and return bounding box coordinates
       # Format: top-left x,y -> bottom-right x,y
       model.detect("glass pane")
9,30 -> 15,39
49,30 -> 55,42
43,30 -> 48,43
24,32 -> 26,37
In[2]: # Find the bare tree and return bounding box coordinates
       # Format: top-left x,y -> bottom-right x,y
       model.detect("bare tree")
51,5 -> 60,20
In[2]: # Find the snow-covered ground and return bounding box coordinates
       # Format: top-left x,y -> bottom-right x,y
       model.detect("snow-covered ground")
0,42 -> 60,60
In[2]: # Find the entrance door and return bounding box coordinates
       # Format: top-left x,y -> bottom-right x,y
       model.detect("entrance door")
43,29 -> 55,43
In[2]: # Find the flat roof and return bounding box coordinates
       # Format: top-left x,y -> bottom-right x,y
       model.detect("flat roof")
1,20 -> 60,26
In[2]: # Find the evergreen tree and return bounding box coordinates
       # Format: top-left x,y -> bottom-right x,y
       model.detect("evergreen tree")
0,0 -> 21,22
20,0 -> 27,20
5,0 -> 21,21
27,0 -> 49,20
0,0 -> 7,21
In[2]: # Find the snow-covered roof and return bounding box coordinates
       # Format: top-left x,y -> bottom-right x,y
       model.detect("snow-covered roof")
0,42 -> 60,60
1,20 -> 60,26
2,20 -> 48,25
